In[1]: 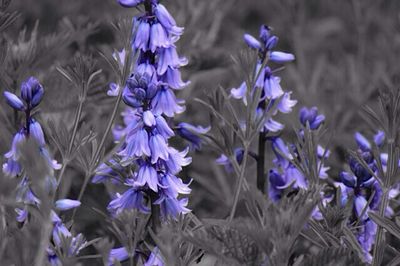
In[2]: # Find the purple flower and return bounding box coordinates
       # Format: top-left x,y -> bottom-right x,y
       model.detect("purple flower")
29,119 -> 46,146
155,3 -> 183,36
119,128 -> 151,158
230,82 -> 247,105
109,247 -> 129,265
357,220 -> 377,263
264,67 -> 284,99
20,77 -> 44,108
176,122 -> 210,150
107,83 -> 120,97
151,87 -> 185,117
164,147 -> 192,174
102,0 -> 193,221
161,67 -> 190,90
118,0 -> 144,8
264,118 -> 284,132
355,132 -> 371,152
143,110 -> 156,127
157,46 -> 188,75
144,247 -> 164,266
155,115 -> 174,138
277,92 -> 297,113
134,19 -> 150,51
108,188 -> 150,214
244,34 -> 261,50
136,163 -> 159,192
4,130 -> 26,161
149,134 -> 170,163
299,106 -> 325,129
216,148 -> 244,172
4,91 -> 25,111
159,173 -> 191,198
269,51 -> 295,63
150,23 -> 169,52
155,196 -> 190,219
55,199 -> 81,211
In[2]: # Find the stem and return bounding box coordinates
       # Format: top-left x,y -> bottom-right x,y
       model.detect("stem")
372,189 -> 389,266
34,215 -> 53,266
149,191 -> 161,233
228,145 -> 249,223
257,132 -> 266,193
56,96 -> 84,188
72,85 -> 123,221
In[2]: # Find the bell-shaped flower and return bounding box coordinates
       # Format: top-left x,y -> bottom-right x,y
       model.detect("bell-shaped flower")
4,91 -> 25,111
20,77 -> 44,108
118,0 -> 144,8
134,19 -> 150,51
157,46 -> 188,75
150,23 -> 169,52
176,122 -> 210,150
136,163 -> 159,192
269,51 -> 295,63
55,199 -> 81,211
155,3 -> 184,36
149,134 -> 169,163
243,34 -> 261,50
151,87 -> 185,117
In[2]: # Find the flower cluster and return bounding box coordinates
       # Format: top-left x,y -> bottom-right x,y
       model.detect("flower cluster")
335,131 -> 398,262
3,77 -> 61,221
93,0 -> 209,221
231,25 -> 297,132
3,77 -> 86,265
268,107 -> 328,201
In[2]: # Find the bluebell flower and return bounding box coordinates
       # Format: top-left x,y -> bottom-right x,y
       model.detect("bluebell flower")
151,87 -> 185,117
150,23 -> 170,52
118,0 -> 144,8
101,0 -> 198,221
144,247 -> 164,266
263,67 -> 284,100
264,117 -> 285,132
164,147 -> 192,174
55,199 -> 81,211
160,67 -> 190,90
159,172 -> 191,198
216,148 -> 244,172
268,137 -> 308,200
244,24 -> 295,63
109,247 -> 129,266
299,106 -> 325,129
3,91 -> 25,111
243,34 -> 261,50
155,196 -> 190,219
108,187 -> 150,215
277,92 -> 297,113
20,76 -> 44,108
268,134 -> 329,200
269,51 -> 295,63
134,19 -> 150,51
155,3 -> 183,36
230,82 -> 247,105
157,46 -> 188,76
107,83 -> 120,97
335,131 -> 399,261
176,122 -> 210,150
149,134 -> 170,163
118,128 -> 151,158
136,162 -> 159,192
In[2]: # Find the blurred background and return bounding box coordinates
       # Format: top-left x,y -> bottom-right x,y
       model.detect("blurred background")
2,0 -> 400,261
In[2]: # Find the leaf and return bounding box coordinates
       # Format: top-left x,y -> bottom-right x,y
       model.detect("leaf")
369,211 -> 400,240
298,247 -> 365,266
